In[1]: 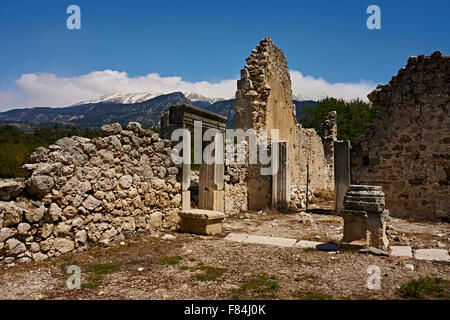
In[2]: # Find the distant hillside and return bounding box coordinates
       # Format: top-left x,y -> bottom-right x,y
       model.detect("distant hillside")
0,92 -> 316,129
206,99 -> 235,128
0,92 -> 191,129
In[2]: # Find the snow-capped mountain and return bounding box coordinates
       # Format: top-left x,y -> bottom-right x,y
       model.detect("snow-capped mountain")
73,92 -> 163,105
183,92 -> 225,104
73,92 -> 225,106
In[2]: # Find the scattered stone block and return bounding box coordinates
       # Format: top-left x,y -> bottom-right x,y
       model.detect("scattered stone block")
179,209 -> 225,236
390,246 -> 413,259
414,249 -> 450,262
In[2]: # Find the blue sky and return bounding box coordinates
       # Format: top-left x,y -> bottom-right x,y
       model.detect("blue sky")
0,0 -> 449,110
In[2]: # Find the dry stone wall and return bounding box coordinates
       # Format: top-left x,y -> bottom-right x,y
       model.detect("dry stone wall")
0,122 -> 182,267
352,51 -> 449,221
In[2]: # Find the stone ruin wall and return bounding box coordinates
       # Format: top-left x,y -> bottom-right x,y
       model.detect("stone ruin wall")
0,122 -> 183,267
352,51 -> 449,221
235,37 -> 334,209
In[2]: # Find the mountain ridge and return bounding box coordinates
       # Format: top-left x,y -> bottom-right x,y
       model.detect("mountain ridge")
0,92 -> 317,129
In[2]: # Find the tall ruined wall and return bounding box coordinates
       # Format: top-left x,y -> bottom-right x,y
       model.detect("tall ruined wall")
235,37 -> 297,138
0,122 -> 182,267
352,51 -> 449,221
234,37 -> 334,210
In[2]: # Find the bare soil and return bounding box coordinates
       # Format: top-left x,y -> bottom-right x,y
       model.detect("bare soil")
0,205 -> 449,300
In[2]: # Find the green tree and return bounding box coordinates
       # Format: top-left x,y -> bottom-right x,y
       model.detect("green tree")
298,97 -> 376,142
0,125 -> 104,178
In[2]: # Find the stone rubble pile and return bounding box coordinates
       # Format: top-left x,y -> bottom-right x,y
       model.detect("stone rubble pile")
0,122 -> 182,267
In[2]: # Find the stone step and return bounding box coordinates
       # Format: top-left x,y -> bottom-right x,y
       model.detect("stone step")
413,249 -> 450,262
390,246 -> 413,259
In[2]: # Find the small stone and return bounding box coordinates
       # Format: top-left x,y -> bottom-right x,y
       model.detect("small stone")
82,195 -> 102,211
119,175 -> 133,190
137,267 -> 144,272
162,234 -> 175,240
404,263 -> 414,271
17,223 -> 31,234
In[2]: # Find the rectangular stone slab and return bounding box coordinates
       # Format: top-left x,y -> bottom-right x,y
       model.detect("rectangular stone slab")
390,246 -> 413,258
224,233 -> 249,243
414,249 -> 450,262
243,235 -> 296,247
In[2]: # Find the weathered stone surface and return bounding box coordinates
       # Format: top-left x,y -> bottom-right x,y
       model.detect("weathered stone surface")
243,235 -> 297,247
352,51 -> 450,221
414,249 -> 450,262
126,122 -> 145,135
62,206 -> 77,219
25,175 -> 54,197
0,180 -> 25,201
341,185 -> 389,250
390,246 -> 413,259
179,209 -> 225,235
33,252 -> 48,262
0,121 -> 183,265
151,178 -> 166,190
82,195 -> 102,211
17,223 -> 30,234
0,228 -> 17,242
75,230 -> 87,244
148,211 -> 163,229
24,205 -> 45,223
224,233 -> 249,243
5,238 -> 26,256
53,238 -> 75,254
48,203 -> 62,222
101,123 -> 122,135
119,175 -> 133,189
0,202 -> 23,227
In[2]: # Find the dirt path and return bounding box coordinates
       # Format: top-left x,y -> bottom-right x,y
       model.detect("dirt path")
0,211 -> 449,300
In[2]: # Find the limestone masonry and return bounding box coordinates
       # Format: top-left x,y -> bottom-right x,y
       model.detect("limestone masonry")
352,51 -> 449,221
0,122 -> 183,266
235,37 -> 335,210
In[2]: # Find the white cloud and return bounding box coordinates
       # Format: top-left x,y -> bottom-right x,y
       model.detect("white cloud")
0,69 -> 376,112
290,70 -> 376,102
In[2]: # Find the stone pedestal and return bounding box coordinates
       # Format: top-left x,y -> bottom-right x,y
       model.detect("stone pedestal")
341,185 -> 389,250
179,209 -> 225,235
